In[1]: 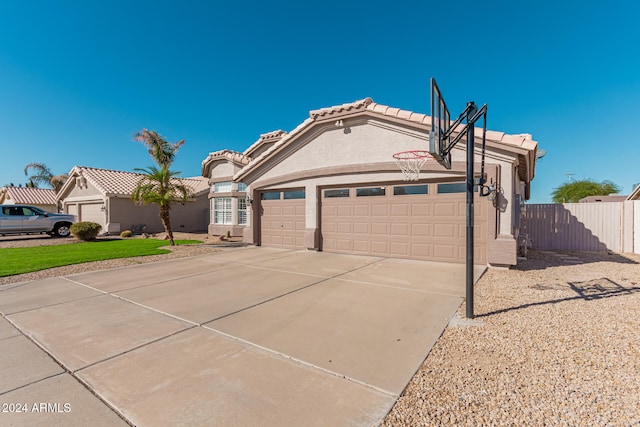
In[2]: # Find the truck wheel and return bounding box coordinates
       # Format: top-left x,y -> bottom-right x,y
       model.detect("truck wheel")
54,223 -> 72,238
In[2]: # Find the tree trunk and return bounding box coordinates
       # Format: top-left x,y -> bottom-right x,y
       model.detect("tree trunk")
159,205 -> 175,246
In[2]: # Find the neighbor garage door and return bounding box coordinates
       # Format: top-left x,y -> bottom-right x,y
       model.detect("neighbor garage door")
79,203 -> 106,232
260,189 -> 306,249
321,183 -> 487,264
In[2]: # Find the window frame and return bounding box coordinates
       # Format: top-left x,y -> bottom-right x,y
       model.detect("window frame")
393,184 -> 429,196
213,181 -> 232,193
324,189 -> 350,198
213,197 -> 233,224
355,187 -> 386,197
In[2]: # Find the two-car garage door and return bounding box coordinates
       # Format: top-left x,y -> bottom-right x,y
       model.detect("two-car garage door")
321,183 -> 487,264
259,182 -> 487,264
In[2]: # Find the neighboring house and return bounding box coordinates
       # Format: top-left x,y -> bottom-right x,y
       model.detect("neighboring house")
56,166 -> 209,234
0,186 -> 57,212
627,184 -> 640,201
202,98 -> 538,267
579,195 -> 628,203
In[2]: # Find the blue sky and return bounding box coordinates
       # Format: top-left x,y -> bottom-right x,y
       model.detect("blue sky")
1,1 -> 638,203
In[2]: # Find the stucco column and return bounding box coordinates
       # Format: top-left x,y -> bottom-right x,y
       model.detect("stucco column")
304,184 -> 319,250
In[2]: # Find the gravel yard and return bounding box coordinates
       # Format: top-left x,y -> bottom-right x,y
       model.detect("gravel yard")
2,235 -> 638,425
384,250 -> 640,426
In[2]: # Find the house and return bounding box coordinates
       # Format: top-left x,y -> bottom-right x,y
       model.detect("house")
0,186 -> 57,212
627,184 -> 640,201
579,195 -> 628,203
56,166 -> 209,234
202,98 -> 538,267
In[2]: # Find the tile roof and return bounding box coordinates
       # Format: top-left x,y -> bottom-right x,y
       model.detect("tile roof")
60,166 -> 208,198
243,130 -> 288,157
235,98 -> 539,181
627,184 -> 640,201
0,186 -> 57,205
201,150 -> 251,177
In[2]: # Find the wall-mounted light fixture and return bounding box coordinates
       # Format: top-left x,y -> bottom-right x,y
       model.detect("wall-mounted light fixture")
100,204 -> 106,212
245,194 -> 253,205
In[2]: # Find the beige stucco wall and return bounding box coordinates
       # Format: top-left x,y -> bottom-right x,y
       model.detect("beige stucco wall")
241,118 -> 523,266
65,180 -> 103,198
208,161 -> 244,181
109,194 -> 208,234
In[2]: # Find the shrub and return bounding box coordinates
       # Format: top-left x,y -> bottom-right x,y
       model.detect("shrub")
70,222 -> 102,241
120,230 -> 133,238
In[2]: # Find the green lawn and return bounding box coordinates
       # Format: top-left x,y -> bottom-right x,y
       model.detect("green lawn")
0,239 -> 201,277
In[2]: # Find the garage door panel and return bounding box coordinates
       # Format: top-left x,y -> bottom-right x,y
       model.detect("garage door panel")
79,203 -> 106,231
337,239 -> 353,251
411,203 -> 431,216
337,222 -> 352,233
353,222 -> 369,234
391,204 -> 409,216
434,202 -> 456,217
371,222 -> 388,235
390,242 -> 409,257
321,183 -> 487,264
371,240 -> 388,254
353,240 -> 370,252
434,224 -> 456,238
354,204 -> 369,216
260,196 -> 305,249
337,205 -> 352,216
391,223 -> 409,236
434,244 -> 456,260
411,223 -> 432,237
371,204 -> 388,216
411,243 -> 432,258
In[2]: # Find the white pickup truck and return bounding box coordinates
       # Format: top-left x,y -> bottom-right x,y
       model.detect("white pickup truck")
0,205 -> 76,237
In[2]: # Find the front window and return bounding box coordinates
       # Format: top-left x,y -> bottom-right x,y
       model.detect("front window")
213,182 -> 232,193
238,197 -> 247,225
237,182 -> 247,192
213,197 -> 232,224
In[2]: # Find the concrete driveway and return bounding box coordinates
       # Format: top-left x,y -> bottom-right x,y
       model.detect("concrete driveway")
0,247 -> 485,426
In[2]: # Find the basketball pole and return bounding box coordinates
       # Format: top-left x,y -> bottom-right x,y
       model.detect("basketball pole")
466,102 -> 477,319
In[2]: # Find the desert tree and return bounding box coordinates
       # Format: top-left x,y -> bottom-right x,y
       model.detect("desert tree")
551,179 -> 621,203
23,162 -> 68,193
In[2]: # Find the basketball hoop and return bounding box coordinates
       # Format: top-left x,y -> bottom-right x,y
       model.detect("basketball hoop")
392,150 -> 433,181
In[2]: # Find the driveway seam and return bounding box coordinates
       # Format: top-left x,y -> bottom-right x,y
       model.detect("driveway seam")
62,263 -> 238,294
200,323 -> 397,398
1,293 -> 104,317
0,371 -> 66,397
332,277 -> 465,297
74,326 -> 198,373
201,256 -> 386,324
2,315 -> 135,426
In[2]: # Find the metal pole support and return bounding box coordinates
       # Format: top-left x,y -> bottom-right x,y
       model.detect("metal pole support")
466,102 -> 477,319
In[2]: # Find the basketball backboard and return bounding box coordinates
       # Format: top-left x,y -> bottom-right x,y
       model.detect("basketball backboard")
429,78 -> 452,169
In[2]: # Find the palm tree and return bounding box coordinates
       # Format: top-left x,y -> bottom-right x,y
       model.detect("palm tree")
23,162 -> 68,193
131,129 -> 191,246
134,129 -> 184,168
